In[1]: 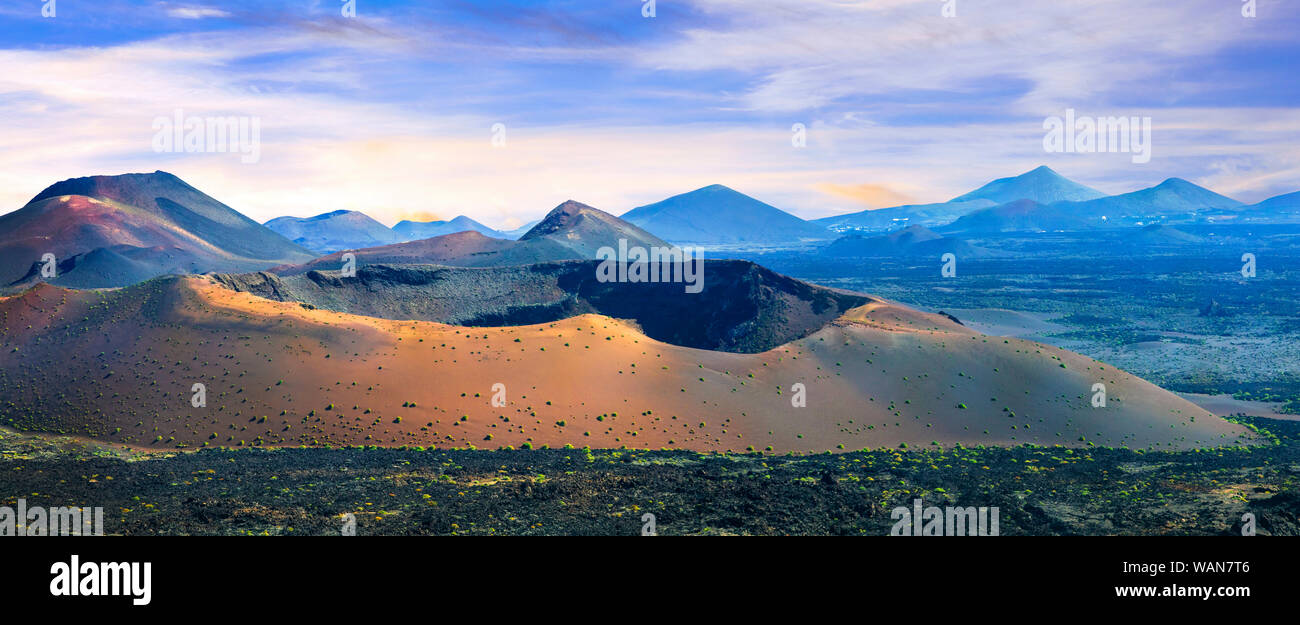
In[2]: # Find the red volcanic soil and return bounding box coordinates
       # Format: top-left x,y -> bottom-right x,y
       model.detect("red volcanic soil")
0,172 -> 314,288
0,278 -> 1257,453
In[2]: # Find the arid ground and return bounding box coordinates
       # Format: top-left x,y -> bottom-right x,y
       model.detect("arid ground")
0,416 -> 1292,536
0,275 -> 1255,453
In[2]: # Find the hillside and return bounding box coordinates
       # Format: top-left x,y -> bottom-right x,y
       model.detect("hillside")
1241,191 -> 1300,222
950,165 -> 1107,205
272,231 -> 517,276
814,166 -> 1100,233
217,260 -> 869,353
0,172 -> 314,288
814,199 -> 996,232
622,184 -> 831,245
276,200 -> 668,273
264,210 -> 399,254
0,277 -> 1254,453
1067,178 -> 1243,222
393,216 -> 505,241
820,225 -> 985,258
940,199 -> 1089,233
1127,224 -> 1205,245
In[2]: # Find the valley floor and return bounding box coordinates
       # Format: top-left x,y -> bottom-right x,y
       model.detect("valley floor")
1,417 -> 1295,536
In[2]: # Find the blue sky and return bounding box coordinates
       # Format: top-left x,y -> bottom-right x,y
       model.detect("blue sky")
0,0 -> 1297,228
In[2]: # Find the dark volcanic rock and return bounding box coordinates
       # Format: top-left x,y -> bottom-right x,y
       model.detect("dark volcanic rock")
213,259 -> 872,353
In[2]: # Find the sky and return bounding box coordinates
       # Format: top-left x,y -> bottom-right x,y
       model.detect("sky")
0,0 -> 1297,229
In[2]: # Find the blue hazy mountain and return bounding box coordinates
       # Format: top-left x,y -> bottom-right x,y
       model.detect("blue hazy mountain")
621,184 -> 832,245
950,165 -> 1107,205
500,219 -> 541,240
1064,178 -> 1243,222
813,199 -> 997,232
940,199 -> 1090,234
815,166 -> 1101,232
942,178 -> 1246,233
392,215 -> 505,241
1240,190 -> 1300,222
1071,178 -> 1242,216
264,210 -> 399,254
820,225 -> 986,258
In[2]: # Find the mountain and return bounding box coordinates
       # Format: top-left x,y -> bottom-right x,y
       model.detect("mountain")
0,275 -> 1254,451
500,220 -> 541,240
524,200 -> 668,255
0,171 -> 315,289
945,177 -> 1247,233
813,199 -> 996,232
1068,178 -> 1243,222
621,184 -> 832,246
950,165 -> 1107,205
813,166 -> 1100,234
264,210 -> 400,254
221,259 -> 869,353
1242,191 -> 1300,221
820,225 -> 985,258
273,231 -> 517,276
940,199 -> 1089,234
272,200 -> 669,274
392,215 -> 505,241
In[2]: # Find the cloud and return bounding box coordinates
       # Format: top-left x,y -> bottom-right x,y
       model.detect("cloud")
164,6 -> 231,20
0,0 -> 1296,228
816,183 -> 917,210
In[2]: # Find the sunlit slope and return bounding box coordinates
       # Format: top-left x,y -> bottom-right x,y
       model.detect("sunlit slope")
0,278 -> 1256,452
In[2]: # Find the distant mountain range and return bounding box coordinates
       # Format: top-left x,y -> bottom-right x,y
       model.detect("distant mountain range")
264,210 -> 400,253
265,211 -> 507,254
951,165 -> 1107,205
3,167 -> 1298,293
500,220 -> 541,240
391,216 -> 505,242
815,166 -> 1101,232
622,184 -> 832,246
813,199 -> 997,232
940,199 -> 1087,234
943,177 -> 1249,233
273,199 -> 667,275
820,225 -> 985,258
0,171 -> 315,289
1066,178 -> 1243,220
0,167 -> 1270,454
1216,189 -> 1300,223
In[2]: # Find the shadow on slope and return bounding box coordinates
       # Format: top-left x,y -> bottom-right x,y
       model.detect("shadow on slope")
215,259 -> 872,353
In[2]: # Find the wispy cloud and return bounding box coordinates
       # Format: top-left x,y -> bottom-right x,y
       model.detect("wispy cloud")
0,0 -> 1296,226
164,6 -> 231,20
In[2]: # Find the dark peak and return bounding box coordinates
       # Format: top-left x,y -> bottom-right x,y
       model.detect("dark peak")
552,200 -> 597,214
521,200 -> 607,240
28,170 -> 197,207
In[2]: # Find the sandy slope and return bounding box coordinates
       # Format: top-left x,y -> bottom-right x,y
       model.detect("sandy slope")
0,277 -> 1256,452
